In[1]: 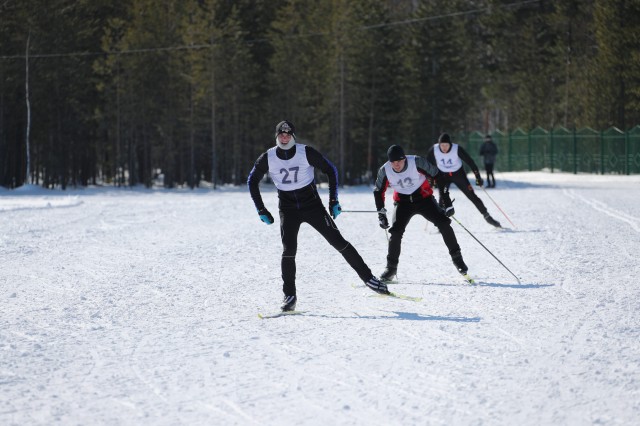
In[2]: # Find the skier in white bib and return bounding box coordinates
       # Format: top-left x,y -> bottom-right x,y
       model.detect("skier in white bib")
373,144 -> 469,283
248,120 -> 388,312
426,133 -> 501,228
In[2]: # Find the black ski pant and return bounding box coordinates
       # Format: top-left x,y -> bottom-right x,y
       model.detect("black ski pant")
484,163 -> 495,187
386,196 -> 461,269
279,206 -> 372,296
437,169 -> 488,216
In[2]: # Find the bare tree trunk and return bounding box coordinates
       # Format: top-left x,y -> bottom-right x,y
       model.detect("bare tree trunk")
339,53 -> 345,185
189,81 -> 195,188
232,85 -> 240,185
211,52 -> 217,189
116,55 -> 122,186
367,64 -> 375,183
25,31 -> 32,186
0,64 -> 4,185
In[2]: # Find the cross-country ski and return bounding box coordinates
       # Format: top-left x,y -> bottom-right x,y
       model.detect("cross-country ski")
258,310 -> 307,319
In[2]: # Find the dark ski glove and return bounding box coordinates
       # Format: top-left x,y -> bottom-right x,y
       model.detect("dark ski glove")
329,199 -> 342,219
257,207 -> 274,225
378,208 -> 389,229
475,173 -> 484,187
427,176 -> 437,189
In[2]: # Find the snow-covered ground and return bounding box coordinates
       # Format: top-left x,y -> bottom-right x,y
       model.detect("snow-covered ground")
1,172 -> 639,425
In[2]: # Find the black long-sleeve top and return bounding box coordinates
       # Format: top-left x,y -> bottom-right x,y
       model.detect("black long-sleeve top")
425,144 -> 481,175
372,156 -> 439,211
247,144 -> 338,211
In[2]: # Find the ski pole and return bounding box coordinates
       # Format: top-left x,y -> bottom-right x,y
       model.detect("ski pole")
451,215 -> 521,284
481,187 -> 516,229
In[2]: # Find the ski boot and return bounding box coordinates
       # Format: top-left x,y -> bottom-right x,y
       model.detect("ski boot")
484,213 -> 501,228
452,253 -> 468,275
365,277 -> 390,295
380,267 -> 397,283
281,295 -> 297,312
452,253 -> 474,284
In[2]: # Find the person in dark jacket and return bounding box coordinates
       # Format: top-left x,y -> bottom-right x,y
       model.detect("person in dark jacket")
373,144 -> 470,283
479,134 -> 498,188
248,120 -> 388,311
426,133 -> 501,228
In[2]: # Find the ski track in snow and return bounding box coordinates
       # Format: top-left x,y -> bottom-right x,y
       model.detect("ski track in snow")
1,172 -> 639,425
563,188 -> 640,233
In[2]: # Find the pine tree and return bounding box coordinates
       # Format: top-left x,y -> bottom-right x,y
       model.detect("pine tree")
591,0 -> 640,128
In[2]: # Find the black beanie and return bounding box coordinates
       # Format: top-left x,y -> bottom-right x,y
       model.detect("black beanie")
438,133 -> 452,144
275,120 -> 295,137
387,145 -> 406,162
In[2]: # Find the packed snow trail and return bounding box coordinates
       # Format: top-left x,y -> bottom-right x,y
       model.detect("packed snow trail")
1,172 -> 639,425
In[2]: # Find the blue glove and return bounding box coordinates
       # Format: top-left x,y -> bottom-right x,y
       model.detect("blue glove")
329,199 -> 341,219
257,208 -> 274,225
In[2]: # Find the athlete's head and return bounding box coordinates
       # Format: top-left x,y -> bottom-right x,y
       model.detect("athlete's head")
387,145 -> 406,172
387,145 -> 406,162
275,120 -> 296,150
438,133 -> 452,153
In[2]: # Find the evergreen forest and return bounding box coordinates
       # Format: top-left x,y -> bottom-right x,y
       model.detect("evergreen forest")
1,0 -> 639,189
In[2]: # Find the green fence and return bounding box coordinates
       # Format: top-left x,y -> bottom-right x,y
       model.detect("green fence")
459,126 -> 640,174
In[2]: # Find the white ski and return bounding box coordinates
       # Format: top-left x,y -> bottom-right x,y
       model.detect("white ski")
258,310 -> 307,319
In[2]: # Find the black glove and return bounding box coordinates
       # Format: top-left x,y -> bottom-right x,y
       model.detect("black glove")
475,174 -> 483,187
427,176 -> 436,189
378,208 -> 389,229
257,207 -> 274,225
329,199 -> 342,219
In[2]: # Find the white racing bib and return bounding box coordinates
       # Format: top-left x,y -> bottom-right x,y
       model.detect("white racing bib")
267,144 -> 315,190
433,143 -> 463,172
383,155 -> 426,195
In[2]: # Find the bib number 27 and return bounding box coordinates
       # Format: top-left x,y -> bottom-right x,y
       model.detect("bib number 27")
280,167 -> 299,184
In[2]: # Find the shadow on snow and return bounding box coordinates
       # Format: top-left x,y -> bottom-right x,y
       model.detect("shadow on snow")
299,311 -> 481,322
